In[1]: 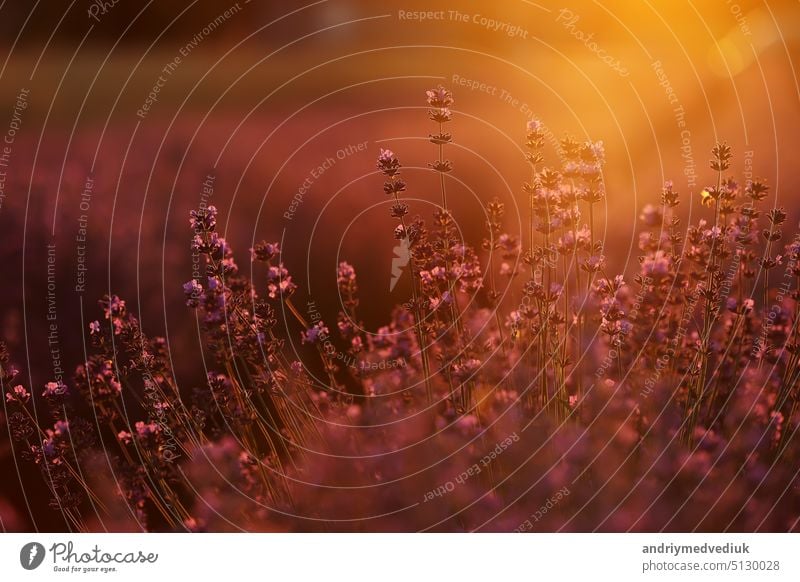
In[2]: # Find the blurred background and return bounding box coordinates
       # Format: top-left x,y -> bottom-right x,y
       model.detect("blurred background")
0,0 -> 797,530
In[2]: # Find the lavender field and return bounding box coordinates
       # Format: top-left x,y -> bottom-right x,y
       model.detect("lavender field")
0,0 -> 798,534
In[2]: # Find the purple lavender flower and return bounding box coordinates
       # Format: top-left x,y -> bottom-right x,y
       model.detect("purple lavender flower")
266,264 -> 297,299
639,204 -> 663,227
337,262 -> 356,287
251,241 -> 281,262
302,321 -> 330,345
190,205 -> 217,232
377,148 -> 401,177
42,381 -> 67,397
425,85 -> 453,108
5,385 -> 30,404
183,279 -> 203,308
641,250 -> 671,278
527,119 -> 544,133
134,421 -> 160,438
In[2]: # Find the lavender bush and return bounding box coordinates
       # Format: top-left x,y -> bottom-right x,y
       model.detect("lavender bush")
3,86 -> 799,532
